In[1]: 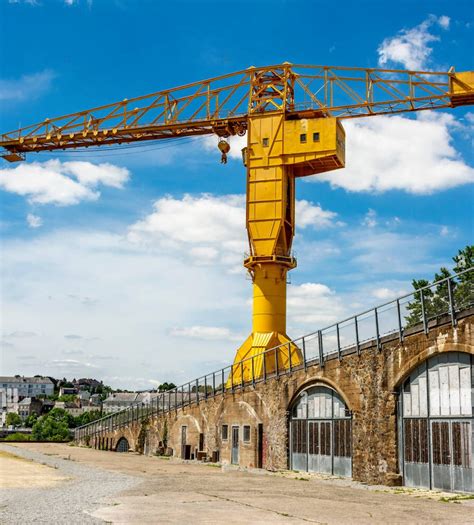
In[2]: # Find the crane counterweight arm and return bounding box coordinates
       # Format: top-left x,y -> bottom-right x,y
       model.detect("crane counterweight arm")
1,64 -> 473,161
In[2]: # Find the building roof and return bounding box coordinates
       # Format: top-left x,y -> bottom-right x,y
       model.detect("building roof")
0,376 -> 54,385
104,393 -> 140,402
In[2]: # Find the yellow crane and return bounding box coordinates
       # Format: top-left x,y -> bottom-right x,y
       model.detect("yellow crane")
1,64 -> 473,385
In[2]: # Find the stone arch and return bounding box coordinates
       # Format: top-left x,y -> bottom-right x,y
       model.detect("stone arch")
115,436 -> 130,452
288,377 -> 353,413
393,343 -> 474,390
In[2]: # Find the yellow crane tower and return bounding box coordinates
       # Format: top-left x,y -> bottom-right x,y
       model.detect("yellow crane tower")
1,64 -> 473,385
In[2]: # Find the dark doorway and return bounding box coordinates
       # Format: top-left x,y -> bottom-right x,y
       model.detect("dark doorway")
257,424 -> 264,468
231,426 -> 239,465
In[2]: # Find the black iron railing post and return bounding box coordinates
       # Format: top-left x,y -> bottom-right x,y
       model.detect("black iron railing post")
397,299 -> 404,342
302,337 -> 307,371
336,324 -> 341,360
447,277 -> 457,327
421,289 -> 428,334
251,356 -> 255,387
375,308 -> 381,351
288,342 -> 292,373
355,316 -> 360,356
318,330 -> 324,367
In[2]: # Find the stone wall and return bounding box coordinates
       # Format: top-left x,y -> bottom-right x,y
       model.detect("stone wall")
83,312 -> 473,486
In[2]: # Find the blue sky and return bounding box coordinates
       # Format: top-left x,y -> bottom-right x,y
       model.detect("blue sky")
0,0 -> 473,389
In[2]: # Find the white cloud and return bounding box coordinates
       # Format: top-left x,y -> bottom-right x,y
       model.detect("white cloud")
287,282 -> 346,328
0,70 -> 55,101
128,194 -> 339,270
128,193 -> 246,270
372,287 -> 408,300
296,200 -> 340,228
170,326 -> 242,342
26,213 -> 42,228
378,15 -> 449,70
437,16 -> 450,30
0,159 -> 129,205
313,112 -> 474,194
362,209 -> 377,228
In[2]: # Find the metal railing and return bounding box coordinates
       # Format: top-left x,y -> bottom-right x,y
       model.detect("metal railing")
75,268 -> 473,441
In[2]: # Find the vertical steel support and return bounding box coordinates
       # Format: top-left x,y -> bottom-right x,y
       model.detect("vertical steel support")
336,323 -> 341,361
212,372 -> 216,397
302,337 -> 307,371
188,382 -> 191,406
175,389 -> 178,412
397,299 -> 404,342
204,377 -> 208,399
251,356 -> 255,387
447,277 -> 457,327
263,351 -> 267,382
231,366 -> 234,391
375,308 -> 381,351
275,348 -> 279,378
196,379 -> 199,403
288,343 -> 292,373
420,289 -> 428,334
355,316 -> 360,356
240,361 -> 244,388
318,330 -> 324,367
221,369 -> 225,394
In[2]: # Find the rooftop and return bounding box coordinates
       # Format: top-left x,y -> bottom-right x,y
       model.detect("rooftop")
0,376 -> 54,385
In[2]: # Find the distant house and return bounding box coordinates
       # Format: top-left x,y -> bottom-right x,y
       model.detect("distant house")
89,394 -> 102,407
18,397 -> 43,420
59,386 -> 78,397
78,390 -> 91,402
102,393 -> 141,413
54,400 -> 83,416
102,391 -> 191,414
0,376 -> 54,399
0,376 -> 54,426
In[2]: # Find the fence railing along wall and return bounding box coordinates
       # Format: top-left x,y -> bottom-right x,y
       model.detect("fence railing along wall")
75,268 -> 473,441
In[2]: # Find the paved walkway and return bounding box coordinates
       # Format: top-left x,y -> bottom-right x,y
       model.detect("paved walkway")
1,443 -> 473,524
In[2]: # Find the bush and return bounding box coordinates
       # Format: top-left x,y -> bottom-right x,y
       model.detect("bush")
3,432 -> 32,441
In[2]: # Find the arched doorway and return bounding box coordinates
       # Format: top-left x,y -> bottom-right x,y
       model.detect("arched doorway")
398,352 -> 473,492
116,437 -> 130,453
289,384 -> 352,476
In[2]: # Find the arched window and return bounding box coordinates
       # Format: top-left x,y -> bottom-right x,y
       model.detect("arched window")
398,352 -> 473,493
289,384 -> 351,476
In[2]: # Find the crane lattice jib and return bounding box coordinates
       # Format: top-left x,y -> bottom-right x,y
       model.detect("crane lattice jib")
1,64 -> 473,160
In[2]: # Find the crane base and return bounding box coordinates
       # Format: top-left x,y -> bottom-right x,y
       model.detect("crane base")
226,332 -> 303,388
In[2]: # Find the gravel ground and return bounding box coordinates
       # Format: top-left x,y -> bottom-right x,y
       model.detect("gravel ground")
0,443 -> 140,524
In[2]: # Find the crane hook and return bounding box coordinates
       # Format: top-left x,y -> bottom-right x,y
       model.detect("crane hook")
218,139 -> 230,164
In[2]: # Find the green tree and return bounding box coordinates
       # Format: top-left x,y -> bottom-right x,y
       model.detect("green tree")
31,408 -> 72,441
73,410 -> 102,427
453,246 -> 474,309
405,245 -> 473,328
158,382 -> 176,392
24,413 -> 38,428
57,394 -> 78,403
6,412 -> 22,427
